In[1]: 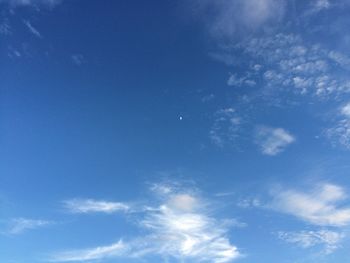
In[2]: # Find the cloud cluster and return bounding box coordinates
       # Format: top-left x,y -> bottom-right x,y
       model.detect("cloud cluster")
210,108 -> 242,147
213,33 -> 350,98
265,183 -> 350,254
52,184 -> 241,263
278,230 -> 344,254
270,183 -> 350,226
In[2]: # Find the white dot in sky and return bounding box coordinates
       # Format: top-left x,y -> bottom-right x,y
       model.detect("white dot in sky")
179,116 -> 183,120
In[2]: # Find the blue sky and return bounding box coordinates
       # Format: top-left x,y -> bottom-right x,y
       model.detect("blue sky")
1,0 -> 350,262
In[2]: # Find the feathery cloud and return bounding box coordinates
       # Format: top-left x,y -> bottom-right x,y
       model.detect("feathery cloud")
53,184 -> 241,263
50,241 -> 127,262
63,199 -> 129,214
325,101 -> 350,149
6,218 -> 51,234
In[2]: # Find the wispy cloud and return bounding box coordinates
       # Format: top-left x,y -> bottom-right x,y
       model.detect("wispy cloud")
325,101 -> 350,149
278,229 -> 344,254
0,0 -> 62,8
6,218 -> 52,234
50,241 -> 127,262
305,0 -> 331,14
210,108 -> 242,147
270,183 -> 350,226
0,18 -> 11,35
71,54 -> 84,66
52,183 -> 241,262
255,126 -> 295,155
227,73 -> 256,87
62,199 -> 129,214
23,20 -> 42,38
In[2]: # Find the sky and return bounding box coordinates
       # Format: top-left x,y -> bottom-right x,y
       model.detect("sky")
1,0 -> 350,262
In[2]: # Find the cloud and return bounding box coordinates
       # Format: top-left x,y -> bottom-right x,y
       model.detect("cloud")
52,184 -> 241,263
210,108 -> 242,147
189,0 -> 286,40
278,230 -> 344,254
270,183 -> 350,226
314,0 -> 331,10
23,20 -> 42,38
0,18 -> 11,35
213,33 -> 350,99
227,74 -> 256,87
71,54 -> 84,66
305,0 -> 331,14
62,199 -> 129,214
255,126 -> 295,155
6,218 -> 51,234
325,102 -> 350,149
328,50 -> 350,69
0,0 -> 62,8
50,241 -> 127,262
341,102 -> 350,117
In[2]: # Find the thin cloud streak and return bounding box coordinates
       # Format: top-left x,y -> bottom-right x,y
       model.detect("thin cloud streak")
6,218 -> 52,234
49,241 -> 127,262
23,20 -> 42,38
62,199 -> 129,214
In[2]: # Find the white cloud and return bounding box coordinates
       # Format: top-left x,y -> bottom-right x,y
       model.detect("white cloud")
50,241 -> 127,262
63,199 -> 129,214
138,198 -> 240,262
23,20 -> 42,38
7,218 -> 51,234
53,184 -> 241,263
255,126 -> 295,155
227,74 -> 256,87
270,183 -> 350,226
341,102 -> 350,117
278,229 -> 344,254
